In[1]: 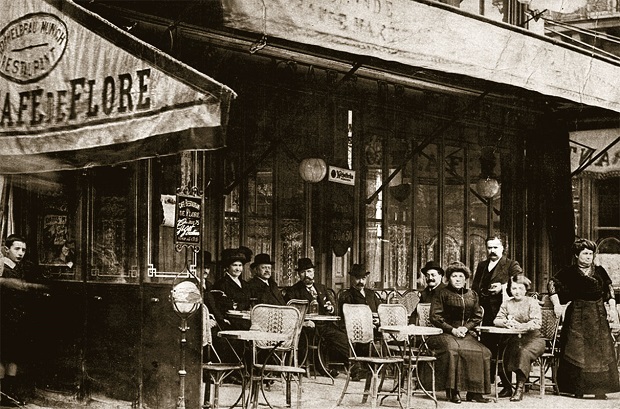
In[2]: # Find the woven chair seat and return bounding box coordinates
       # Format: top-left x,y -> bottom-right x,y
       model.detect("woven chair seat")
256,364 -> 308,374
403,355 -> 436,363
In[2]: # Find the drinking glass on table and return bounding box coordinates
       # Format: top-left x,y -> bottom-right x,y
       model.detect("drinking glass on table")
232,301 -> 238,311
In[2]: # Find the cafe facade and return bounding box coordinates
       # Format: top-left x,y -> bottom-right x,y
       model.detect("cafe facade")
2,0 -> 620,407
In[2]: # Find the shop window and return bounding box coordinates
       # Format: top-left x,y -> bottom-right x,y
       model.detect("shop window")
88,165 -> 138,283
35,172 -> 81,281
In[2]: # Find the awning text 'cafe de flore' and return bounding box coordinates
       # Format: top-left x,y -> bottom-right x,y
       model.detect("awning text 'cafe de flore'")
0,0 -> 235,407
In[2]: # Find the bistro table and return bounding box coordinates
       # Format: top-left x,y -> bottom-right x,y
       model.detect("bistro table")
380,325 -> 442,408
218,330 -> 289,409
303,314 -> 341,383
476,326 -> 528,402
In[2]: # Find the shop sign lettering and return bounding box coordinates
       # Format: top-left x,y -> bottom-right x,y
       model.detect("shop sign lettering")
0,13 -> 67,84
175,194 -> 201,246
329,166 -> 355,185
0,68 -> 152,129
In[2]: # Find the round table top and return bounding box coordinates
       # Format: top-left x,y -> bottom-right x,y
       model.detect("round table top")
380,325 -> 443,336
305,314 -> 341,322
218,329 -> 288,342
227,310 -> 251,320
476,325 -> 528,335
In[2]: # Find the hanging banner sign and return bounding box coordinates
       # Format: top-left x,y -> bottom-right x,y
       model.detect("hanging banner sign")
174,193 -> 202,251
570,129 -> 620,178
328,166 -> 355,185
0,0 -> 235,174
223,0 -> 620,114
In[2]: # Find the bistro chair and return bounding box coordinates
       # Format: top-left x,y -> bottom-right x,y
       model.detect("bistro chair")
415,303 -> 432,327
249,304 -> 306,409
386,290 -> 420,317
202,305 -> 245,409
287,299 -> 322,378
529,307 -> 561,397
337,304 -> 404,409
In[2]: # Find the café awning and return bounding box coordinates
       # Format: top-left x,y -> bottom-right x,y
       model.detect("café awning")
222,0 -> 620,114
0,0 -> 236,174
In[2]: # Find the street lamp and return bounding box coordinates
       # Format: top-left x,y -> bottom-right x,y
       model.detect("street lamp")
170,274 -> 202,409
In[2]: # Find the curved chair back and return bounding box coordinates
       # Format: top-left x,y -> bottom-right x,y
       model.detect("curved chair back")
377,303 -> 408,342
416,303 -> 432,327
286,299 -> 309,320
250,304 -> 302,351
342,304 -> 375,346
540,307 -> 561,345
387,290 -> 420,316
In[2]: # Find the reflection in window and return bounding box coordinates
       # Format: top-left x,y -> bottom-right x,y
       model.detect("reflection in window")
90,166 -> 137,283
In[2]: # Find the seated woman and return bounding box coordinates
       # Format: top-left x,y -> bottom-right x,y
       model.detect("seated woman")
428,261 -> 492,404
493,275 -> 545,401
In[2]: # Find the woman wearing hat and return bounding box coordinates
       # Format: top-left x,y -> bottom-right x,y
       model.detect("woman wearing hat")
428,261 -> 492,404
211,247 -> 253,330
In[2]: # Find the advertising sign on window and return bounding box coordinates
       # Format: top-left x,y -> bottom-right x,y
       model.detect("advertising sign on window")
174,193 -> 201,252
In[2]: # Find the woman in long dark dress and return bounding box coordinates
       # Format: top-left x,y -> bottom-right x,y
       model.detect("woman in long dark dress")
429,261 -> 492,404
548,238 -> 620,399
493,275 -> 545,401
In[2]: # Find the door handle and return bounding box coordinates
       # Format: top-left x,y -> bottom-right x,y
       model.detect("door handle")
150,297 -> 160,303
93,295 -> 103,301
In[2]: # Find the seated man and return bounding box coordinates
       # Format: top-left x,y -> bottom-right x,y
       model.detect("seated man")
246,253 -> 285,306
410,260 -> 445,323
339,263 -> 382,318
285,258 -> 349,376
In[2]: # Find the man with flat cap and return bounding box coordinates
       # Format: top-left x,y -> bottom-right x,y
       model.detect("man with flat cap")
246,253 -> 285,306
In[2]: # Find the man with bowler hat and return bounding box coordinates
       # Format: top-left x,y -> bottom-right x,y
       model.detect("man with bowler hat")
286,258 -> 349,374
419,260 -> 446,304
246,253 -> 285,306
339,264 -> 382,318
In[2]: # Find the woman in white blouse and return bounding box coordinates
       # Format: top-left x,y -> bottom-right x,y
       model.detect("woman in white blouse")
493,275 -> 545,401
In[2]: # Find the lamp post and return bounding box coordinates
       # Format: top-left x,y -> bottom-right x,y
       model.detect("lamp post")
170,275 -> 202,409
299,158 -> 327,257
476,147 -> 501,236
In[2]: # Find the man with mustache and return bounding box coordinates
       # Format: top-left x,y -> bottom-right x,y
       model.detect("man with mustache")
472,235 -> 523,398
338,264 -> 382,324
285,258 -> 349,377
246,253 -> 285,306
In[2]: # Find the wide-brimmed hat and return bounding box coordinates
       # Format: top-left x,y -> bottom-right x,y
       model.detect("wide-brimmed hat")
251,253 -> 275,269
296,258 -> 315,271
445,261 -> 471,279
421,260 -> 444,276
222,247 -> 252,266
349,263 -> 370,279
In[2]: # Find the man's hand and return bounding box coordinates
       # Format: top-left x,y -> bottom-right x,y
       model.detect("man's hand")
488,282 -> 502,295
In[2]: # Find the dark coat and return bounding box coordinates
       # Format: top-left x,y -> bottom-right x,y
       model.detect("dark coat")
212,273 -> 251,312
285,281 -> 336,315
338,286 -> 382,316
419,282 -> 446,304
472,256 -> 522,325
246,276 -> 285,306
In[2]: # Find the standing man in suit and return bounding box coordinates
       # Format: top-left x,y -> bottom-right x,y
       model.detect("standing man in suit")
246,253 -> 285,306
472,235 -> 523,397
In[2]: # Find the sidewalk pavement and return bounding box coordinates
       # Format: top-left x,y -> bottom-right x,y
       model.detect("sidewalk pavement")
10,374 -> 620,409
